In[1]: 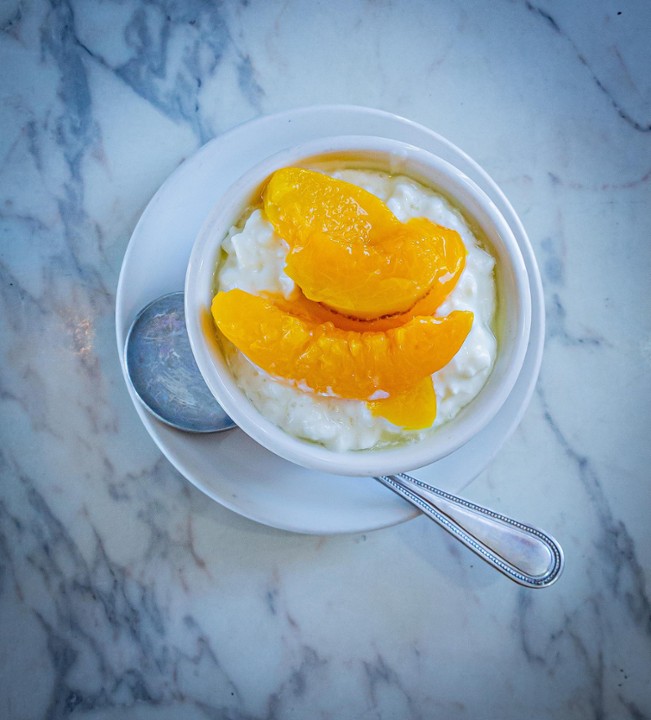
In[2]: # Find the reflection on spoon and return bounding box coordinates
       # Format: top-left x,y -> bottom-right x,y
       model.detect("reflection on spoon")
125,293 -> 234,433
125,292 -> 564,588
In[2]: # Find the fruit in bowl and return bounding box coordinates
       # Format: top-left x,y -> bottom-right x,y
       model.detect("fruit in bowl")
185,136 -> 531,476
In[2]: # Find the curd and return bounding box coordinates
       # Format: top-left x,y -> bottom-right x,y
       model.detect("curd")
214,168 -> 497,452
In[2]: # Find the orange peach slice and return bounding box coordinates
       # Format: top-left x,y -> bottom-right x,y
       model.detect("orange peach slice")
263,168 -> 466,320
212,289 -> 473,402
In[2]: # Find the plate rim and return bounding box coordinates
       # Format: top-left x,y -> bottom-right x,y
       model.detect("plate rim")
115,104 -> 544,535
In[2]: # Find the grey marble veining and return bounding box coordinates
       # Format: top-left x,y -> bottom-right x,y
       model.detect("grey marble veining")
1,0 -> 651,718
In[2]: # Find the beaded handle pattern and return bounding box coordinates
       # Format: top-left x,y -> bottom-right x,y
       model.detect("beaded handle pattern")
376,473 -> 564,588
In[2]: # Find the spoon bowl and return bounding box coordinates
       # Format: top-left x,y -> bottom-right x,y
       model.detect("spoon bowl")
125,292 -> 235,433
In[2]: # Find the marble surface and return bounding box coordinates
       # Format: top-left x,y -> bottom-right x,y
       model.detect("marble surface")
1,0 -> 650,718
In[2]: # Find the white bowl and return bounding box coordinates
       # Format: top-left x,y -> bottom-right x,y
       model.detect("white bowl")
185,135 -> 531,477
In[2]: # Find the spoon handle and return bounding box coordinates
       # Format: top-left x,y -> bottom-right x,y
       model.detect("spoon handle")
375,473 -> 564,588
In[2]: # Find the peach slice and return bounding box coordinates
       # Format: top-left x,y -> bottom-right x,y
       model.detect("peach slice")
368,376 -> 438,430
263,168 -> 466,320
212,289 -> 473,402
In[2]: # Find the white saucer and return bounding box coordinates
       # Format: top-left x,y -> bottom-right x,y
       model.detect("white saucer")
115,105 -> 544,535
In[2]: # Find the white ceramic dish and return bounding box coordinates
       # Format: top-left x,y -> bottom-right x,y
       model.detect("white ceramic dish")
185,135 -> 531,476
115,105 -> 544,534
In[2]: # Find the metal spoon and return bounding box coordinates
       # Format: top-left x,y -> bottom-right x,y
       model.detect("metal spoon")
125,292 -> 564,588
125,292 -> 234,433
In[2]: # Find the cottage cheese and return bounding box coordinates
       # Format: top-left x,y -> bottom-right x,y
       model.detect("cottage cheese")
216,169 -> 497,452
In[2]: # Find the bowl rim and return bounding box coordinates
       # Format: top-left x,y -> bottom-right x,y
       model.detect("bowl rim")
185,134 -> 532,476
